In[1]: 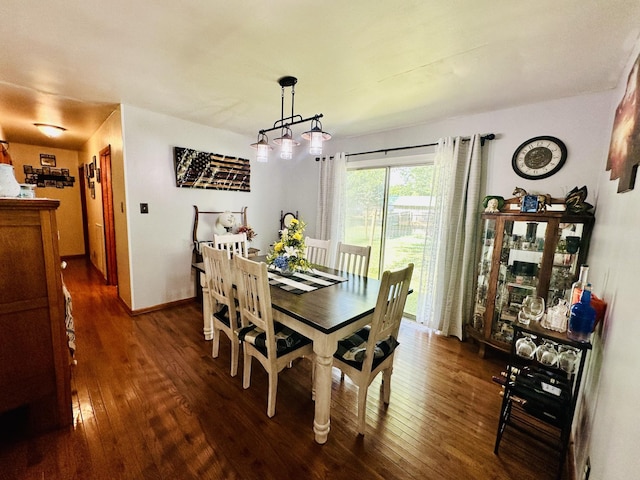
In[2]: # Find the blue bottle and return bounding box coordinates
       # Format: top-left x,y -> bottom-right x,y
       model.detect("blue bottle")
567,283 -> 596,343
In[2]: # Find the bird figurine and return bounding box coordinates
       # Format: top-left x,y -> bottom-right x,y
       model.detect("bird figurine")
565,186 -> 594,214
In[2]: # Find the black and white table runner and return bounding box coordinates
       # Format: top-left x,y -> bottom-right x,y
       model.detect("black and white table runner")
268,268 -> 348,294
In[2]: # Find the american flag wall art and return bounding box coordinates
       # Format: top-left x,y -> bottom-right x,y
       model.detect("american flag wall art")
174,147 -> 250,192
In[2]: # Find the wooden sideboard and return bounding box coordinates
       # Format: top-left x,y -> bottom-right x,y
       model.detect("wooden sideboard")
0,198 -> 72,430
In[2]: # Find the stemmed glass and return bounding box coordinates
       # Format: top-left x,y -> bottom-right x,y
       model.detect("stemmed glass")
519,295 -> 545,325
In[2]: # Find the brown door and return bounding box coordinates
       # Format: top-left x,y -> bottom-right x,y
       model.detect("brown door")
100,145 -> 118,286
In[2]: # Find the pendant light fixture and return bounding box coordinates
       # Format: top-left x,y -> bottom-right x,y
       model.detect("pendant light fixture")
251,76 -> 330,162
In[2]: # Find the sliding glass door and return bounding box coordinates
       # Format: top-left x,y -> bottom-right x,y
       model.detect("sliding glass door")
344,163 -> 434,317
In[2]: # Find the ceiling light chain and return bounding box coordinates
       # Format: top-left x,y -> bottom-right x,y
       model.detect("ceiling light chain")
251,76 -> 331,162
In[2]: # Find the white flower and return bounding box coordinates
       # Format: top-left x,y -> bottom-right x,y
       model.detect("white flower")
283,246 -> 297,258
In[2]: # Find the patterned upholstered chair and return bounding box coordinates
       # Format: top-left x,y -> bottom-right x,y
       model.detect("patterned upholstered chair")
234,255 -> 314,418
333,263 -> 413,435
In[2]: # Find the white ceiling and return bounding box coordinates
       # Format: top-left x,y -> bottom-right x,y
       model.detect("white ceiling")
1,0 -> 639,150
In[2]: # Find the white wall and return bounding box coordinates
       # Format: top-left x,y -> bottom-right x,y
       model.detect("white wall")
120,105 -> 309,310
581,42 -> 640,480
327,91 -> 612,205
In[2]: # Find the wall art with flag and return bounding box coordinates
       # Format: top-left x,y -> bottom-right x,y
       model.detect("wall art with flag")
174,147 -> 250,192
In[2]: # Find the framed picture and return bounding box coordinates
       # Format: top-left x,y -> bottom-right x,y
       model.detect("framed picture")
96,168 -> 101,183
521,195 -> 540,213
61,168 -> 69,176
89,162 -> 95,178
40,153 -> 56,167
607,52 -> 640,193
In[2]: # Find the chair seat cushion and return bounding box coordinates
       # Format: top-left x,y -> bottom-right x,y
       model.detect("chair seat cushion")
213,304 -> 240,328
237,322 -> 311,357
334,325 -> 399,370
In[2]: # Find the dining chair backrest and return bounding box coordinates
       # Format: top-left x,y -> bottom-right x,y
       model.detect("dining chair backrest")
202,244 -> 236,318
335,242 -> 371,276
214,232 -> 248,259
365,263 -> 414,369
305,237 -> 331,267
234,255 -> 276,357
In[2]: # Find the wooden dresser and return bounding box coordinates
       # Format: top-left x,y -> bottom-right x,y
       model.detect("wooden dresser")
0,198 -> 72,430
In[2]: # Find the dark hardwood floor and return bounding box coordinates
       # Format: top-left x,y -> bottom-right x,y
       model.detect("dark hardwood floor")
0,258 -> 569,479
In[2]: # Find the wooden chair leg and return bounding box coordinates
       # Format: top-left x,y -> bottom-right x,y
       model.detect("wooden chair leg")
357,384 -> 369,435
267,372 -> 278,418
211,326 -> 221,358
230,338 -> 239,377
202,288 -> 213,340
243,352 -> 252,389
382,367 -> 393,404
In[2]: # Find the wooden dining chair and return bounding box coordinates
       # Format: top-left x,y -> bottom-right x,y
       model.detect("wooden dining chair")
234,255 -> 314,418
333,263 -> 414,435
213,232 -> 249,259
305,237 -> 331,267
335,242 -> 371,277
201,245 -> 243,376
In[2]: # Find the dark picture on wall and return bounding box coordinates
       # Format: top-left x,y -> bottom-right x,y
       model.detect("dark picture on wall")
40,153 -> 56,167
607,52 -> 640,193
174,146 -> 250,192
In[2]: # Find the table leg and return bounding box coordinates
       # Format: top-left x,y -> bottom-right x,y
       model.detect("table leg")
312,343 -> 334,444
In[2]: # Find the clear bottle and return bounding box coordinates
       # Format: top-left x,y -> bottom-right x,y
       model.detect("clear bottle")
567,283 -> 596,343
569,264 -> 589,306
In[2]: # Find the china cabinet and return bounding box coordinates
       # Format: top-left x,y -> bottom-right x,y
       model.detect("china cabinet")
467,208 -> 594,356
0,198 -> 72,431
494,322 -> 591,480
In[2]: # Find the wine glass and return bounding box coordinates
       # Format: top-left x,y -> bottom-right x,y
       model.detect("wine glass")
521,295 -> 545,324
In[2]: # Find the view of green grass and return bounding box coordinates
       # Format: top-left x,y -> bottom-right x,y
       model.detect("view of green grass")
344,164 -> 436,318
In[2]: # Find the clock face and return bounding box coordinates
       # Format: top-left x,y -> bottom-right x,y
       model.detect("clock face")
512,136 -> 567,180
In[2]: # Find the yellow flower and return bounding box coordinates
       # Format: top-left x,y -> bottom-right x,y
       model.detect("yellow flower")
290,218 -> 299,225
274,242 -> 284,252
293,232 -> 302,241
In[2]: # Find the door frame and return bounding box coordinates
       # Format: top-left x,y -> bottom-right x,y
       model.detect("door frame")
99,145 -> 118,286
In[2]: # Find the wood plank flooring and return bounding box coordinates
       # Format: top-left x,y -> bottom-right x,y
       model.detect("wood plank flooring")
0,258 -> 569,479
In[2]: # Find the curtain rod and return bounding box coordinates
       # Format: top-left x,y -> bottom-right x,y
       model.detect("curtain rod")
344,133 -> 496,158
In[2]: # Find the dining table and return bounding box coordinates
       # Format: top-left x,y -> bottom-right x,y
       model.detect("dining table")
193,256 -> 382,444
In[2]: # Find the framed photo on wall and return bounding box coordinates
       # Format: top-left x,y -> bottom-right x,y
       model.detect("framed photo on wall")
40,153 -> 56,167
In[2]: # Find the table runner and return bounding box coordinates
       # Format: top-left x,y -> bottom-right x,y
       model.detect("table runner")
268,268 -> 348,294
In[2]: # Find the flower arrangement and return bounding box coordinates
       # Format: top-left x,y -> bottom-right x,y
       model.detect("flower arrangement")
266,218 -> 311,273
235,224 -> 257,242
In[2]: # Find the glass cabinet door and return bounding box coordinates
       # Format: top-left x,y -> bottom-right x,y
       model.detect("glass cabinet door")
549,222 -> 587,306
473,218 -> 496,331
491,220 -> 547,344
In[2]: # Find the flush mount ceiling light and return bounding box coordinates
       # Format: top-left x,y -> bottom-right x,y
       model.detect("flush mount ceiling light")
34,123 -> 66,138
251,76 -> 330,162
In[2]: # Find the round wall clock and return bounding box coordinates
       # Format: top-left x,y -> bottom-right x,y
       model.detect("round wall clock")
512,136 -> 567,180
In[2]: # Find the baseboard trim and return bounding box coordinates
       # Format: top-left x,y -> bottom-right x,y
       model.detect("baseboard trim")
128,297 -> 197,316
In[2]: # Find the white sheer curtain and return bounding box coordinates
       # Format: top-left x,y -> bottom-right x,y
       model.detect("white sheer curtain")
316,153 -> 347,263
416,135 -> 483,340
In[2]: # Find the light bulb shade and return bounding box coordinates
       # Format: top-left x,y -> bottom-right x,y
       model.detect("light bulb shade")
250,132 -> 273,162
273,127 -> 299,160
34,123 -> 66,138
301,119 -> 331,155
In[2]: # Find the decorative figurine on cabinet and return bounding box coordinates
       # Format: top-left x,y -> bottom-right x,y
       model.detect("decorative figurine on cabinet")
482,196 -> 505,213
